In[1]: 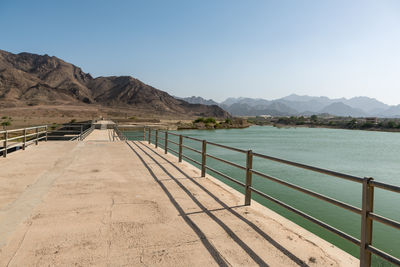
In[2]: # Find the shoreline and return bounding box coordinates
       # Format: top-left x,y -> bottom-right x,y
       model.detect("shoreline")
271,123 -> 400,133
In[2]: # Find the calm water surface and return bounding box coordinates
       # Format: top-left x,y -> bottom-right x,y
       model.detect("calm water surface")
126,126 -> 400,266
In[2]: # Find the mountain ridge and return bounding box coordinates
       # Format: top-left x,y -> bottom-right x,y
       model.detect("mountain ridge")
178,94 -> 399,117
0,50 -> 229,118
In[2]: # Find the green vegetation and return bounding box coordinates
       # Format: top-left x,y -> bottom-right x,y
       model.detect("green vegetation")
178,117 -> 249,130
50,123 -> 59,130
387,121 -> 396,128
346,119 -> 357,129
249,115 -> 400,132
193,117 -> 217,124
1,116 -> 11,128
128,116 -> 137,120
1,121 -> 11,127
310,115 -> 318,122
70,119 -> 77,123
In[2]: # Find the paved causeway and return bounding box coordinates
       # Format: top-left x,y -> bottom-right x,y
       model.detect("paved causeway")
0,129 -> 358,266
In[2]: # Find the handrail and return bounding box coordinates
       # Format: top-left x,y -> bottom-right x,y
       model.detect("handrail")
182,144 -> 202,154
182,154 -> 202,166
1,125 -> 47,133
80,124 -> 95,141
367,245 -> 400,266
168,140 -> 180,146
207,141 -> 247,154
1,125 -> 48,157
252,152 -> 364,183
205,165 -> 246,187
370,180 -> 400,193
368,212 -> 400,230
167,147 -> 179,155
206,153 -> 247,171
251,169 -> 362,214
250,186 -> 362,246
119,126 -> 400,267
182,135 -> 203,142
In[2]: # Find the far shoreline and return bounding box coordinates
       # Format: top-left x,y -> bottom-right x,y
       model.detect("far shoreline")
271,123 -> 400,133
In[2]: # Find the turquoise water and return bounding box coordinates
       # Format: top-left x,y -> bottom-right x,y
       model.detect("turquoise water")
125,126 -> 400,266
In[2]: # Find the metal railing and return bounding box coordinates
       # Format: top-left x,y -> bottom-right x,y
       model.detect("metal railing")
51,123 -> 93,141
0,122 -> 96,157
77,124 -> 95,141
0,125 -> 48,157
128,127 -> 400,267
113,125 -> 128,141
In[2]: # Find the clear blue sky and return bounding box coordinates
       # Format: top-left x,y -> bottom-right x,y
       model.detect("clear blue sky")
1,0 -> 400,104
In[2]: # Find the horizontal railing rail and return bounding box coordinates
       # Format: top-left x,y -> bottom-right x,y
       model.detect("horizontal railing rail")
48,122 -> 94,141
1,122 -> 97,157
252,152 -> 364,184
1,125 -> 48,157
116,127 -> 400,267
113,125 -> 128,141
79,124 -> 95,141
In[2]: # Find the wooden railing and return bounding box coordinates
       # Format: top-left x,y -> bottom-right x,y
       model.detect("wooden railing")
117,126 -> 400,267
0,125 -> 48,157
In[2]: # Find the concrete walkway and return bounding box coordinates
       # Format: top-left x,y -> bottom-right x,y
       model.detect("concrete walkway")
0,129 -> 358,266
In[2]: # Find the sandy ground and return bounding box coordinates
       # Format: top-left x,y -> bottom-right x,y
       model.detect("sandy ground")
0,129 -> 358,266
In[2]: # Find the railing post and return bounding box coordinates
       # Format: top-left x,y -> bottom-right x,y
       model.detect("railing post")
201,140 -> 206,177
80,125 -> 83,141
23,128 -> 26,150
360,177 -> 374,267
35,127 -> 39,145
179,135 -> 183,162
164,131 -> 168,154
3,131 -> 7,157
148,128 -> 151,144
45,126 -> 48,141
245,150 -> 253,206
155,130 -> 158,148
143,127 -> 146,141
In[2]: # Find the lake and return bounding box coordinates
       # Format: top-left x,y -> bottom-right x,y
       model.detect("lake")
125,126 -> 400,266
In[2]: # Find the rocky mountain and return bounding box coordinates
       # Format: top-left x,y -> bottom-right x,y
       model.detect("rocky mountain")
343,96 -> 389,114
223,101 -> 297,116
176,96 -> 219,106
219,94 -> 396,117
220,97 -> 245,106
0,50 -> 229,118
319,102 -> 366,117
378,105 -> 400,118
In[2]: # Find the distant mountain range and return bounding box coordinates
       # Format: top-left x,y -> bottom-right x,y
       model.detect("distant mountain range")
0,50 -> 228,118
3,49 -> 397,119
176,96 -> 219,106
177,94 -> 400,118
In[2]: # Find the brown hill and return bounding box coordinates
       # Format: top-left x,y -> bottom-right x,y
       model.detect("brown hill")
0,50 -> 229,118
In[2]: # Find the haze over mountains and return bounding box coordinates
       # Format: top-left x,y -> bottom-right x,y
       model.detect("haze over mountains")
180,95 -> 400,118
0,50 -> 228,118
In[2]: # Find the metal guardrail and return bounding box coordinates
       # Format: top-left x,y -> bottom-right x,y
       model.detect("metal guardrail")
53,123 -> 93,141
122,127 -> 400,267
113,125 -> 128,141
78,124 -> 95,141
0,125 -> 48,157
1,122 -> 96,157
